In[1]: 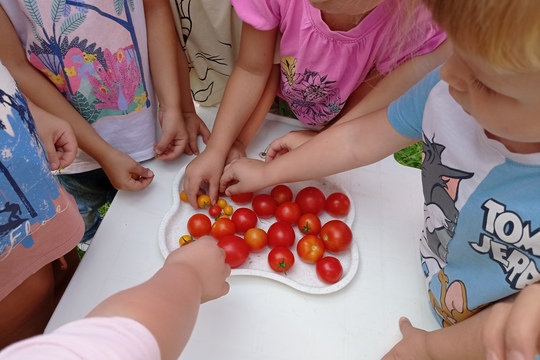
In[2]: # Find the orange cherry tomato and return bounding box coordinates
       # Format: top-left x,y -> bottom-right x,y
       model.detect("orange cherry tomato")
244,228 -> 268,252
296,234 -> 325,264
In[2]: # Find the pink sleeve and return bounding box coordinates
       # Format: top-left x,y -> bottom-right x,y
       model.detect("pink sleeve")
376,4 -> 447,75
231,0 -> 281,30
0,317 -> 160,360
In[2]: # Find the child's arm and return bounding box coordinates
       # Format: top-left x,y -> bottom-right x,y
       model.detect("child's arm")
87,236 -> 230,360
225,64 -> 281,164
144,0 -> 188,160
263,40 -> 451,160
184,23 -> 278,208
176,41 -> 210,156
27,99 -> 77,171
220,108 -> 416,195
0,6 -> 154,191
383,283 -> 540,359
482,282 -> 540,360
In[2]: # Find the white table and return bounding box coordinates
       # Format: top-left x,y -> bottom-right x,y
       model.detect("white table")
46,106 -> 440,359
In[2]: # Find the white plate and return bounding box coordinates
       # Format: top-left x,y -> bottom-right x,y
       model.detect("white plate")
158,166 -> 360,295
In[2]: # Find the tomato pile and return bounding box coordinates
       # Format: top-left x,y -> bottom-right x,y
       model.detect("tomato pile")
179,185 -> 352,285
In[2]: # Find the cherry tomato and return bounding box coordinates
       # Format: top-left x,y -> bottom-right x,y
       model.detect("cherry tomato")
316,256 -> 343,284
325,192 -> 351,217
244,228 -> 267,252
180,190 -> 189,203
211,217 -> 236,240
223,205 -> 234,216
268,246 -> 295,273
295,186 -> 326,215
320,220 -> 353,253
217,198 -> 228,209
208,205 -> 222,218
270,184 -> 293,205
231,207 -> 258,234
251,194 -> 277,219
179,234 -> 194,246
230,192 -> 254,205
296,235 -> 325,264
267,221 -> 295,248
297,213 -> 322,235
187,213 -> 211,238
275,201 -> 302,225
218,235 -> 250,268
197,194 -> 211,209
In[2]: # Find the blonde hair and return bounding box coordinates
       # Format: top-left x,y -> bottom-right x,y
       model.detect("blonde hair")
422,0 -> 540,72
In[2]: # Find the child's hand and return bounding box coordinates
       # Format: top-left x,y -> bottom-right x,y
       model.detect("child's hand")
483,282 -> 540,360
182,111 -> 210,156
382,317 -> 430,360
219,157 -> 269,196
183,148 -> 226,209
100,149 -> 154,191
33,111 -> 77,171
225,139 -> 247,165
166,236 -> 230,303
154,108 -> 189,160
263,130 -> 318,162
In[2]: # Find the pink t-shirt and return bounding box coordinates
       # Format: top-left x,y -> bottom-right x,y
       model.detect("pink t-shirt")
231,0 -> 446,126
0,317 -> 160,359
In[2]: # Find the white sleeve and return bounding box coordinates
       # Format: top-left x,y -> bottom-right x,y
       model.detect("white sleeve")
0,317 -> 160,360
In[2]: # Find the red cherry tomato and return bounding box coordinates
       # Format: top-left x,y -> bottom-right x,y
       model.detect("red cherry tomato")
217,235 -> 250,268
231,207 -> 258,235
211,217 -> 236,240
295,186 -> 326,215
275,201 -> 302,225
316,256 -> 343,284
251,194 -> 277,218
187,213 -> 211,238
208,205 -> 222,218
320,220 -> 353,253
296,235 -> 325,264
270,184 -> 293,205
267,221 -> 296,248
325,192 -> 351,217
244,228 -> 268,252
230,192 -> 254,205
297,213 -> 322,235
268,246 -> 295,273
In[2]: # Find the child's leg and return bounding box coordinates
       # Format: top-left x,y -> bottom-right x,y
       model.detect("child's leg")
56,168 -> 118,242
52,248 -> 80,306
0,264 -> 55,349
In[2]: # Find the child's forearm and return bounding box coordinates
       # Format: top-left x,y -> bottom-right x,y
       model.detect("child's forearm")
335,40 -> 451,124
205,24 -> 278,154
235,64 -> 280,150
144,0 -> 182,112
87,262 -> 202,360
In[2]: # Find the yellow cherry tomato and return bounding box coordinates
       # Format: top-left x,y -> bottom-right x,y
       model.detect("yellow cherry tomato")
223,205 -> 234,216
216,214 -> 229,220
197,194 -> 211,209
217,198 -> 227,209
179,234 -> 194,246
180,190 -> 189,203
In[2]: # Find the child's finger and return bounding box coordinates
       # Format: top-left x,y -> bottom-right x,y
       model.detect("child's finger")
398,317 -> 414,335
44,143 -> 60,170
504,283 -> 540,359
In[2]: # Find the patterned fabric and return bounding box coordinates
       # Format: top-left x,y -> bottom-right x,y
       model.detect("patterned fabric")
0,62 -> 83,300
1,0 -> 158,173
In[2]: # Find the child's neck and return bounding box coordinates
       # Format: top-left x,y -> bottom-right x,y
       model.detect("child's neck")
321,11 -> 373,32
486,131 -> 540,154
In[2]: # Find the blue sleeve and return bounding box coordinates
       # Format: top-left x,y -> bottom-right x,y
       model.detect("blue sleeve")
387,67 -> 442,139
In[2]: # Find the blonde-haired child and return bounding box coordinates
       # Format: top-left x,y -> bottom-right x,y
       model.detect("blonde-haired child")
182,0 -> 449,208
220,0 -> 540,358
